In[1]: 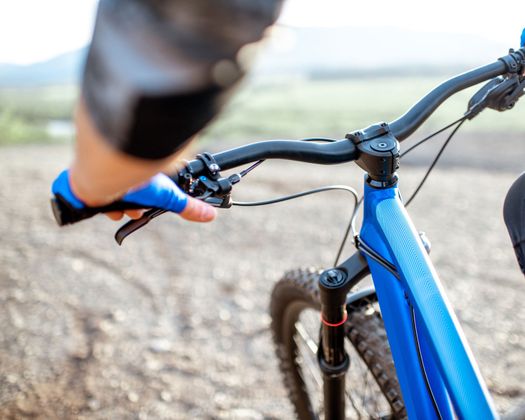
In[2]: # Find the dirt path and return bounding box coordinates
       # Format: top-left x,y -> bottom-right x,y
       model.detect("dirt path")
0,143 -> 524,419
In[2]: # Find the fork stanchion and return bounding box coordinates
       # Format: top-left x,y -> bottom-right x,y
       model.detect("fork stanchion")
318,268 -> 353,420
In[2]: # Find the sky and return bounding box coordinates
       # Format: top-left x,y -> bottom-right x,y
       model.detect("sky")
0,0 -> 523,65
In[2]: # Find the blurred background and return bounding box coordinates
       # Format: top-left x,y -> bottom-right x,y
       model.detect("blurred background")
0,0 -> 524,146
1,0 -> 525,418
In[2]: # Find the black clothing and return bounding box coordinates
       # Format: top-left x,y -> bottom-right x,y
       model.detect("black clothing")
83,0 -> 283,159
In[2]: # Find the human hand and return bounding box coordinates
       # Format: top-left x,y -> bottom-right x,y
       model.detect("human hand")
51,170 -> 216,225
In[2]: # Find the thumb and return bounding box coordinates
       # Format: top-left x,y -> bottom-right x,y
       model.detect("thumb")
179,196 -> 217,222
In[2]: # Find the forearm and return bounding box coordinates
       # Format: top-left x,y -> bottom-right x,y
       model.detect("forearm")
69,99 -> 177,206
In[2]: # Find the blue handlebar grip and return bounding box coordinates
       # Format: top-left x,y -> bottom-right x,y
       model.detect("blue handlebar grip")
521,28 -> 525,48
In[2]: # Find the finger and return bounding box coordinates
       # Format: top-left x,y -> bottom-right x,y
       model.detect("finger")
124,209 -> 146,219
105,211 -> 124,221
180,196 -> 217,222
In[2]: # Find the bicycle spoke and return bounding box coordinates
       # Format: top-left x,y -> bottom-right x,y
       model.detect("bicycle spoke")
345,386 -> 364,419
294,317 -> 324,405
295,321 -> 318,355
294,338 -> 323,390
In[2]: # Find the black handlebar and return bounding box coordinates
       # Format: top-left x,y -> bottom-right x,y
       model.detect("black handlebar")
183,48 -> 524,176
184,139 -> 359,175
51,47 -> 525,232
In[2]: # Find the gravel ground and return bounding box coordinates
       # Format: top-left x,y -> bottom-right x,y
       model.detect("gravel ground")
0,136 -> 524,419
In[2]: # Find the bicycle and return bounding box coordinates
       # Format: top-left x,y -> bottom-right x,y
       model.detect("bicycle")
51,46 -> 525,419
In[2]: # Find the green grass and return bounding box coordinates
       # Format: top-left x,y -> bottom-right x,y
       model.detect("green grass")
0,85 -> 77,121
0,110 -> 50,144
0,77 -> 523,146
0,85 -> 76,145
201,77 -> 525,144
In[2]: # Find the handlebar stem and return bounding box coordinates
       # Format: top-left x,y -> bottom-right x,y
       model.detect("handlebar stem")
346,122 -> 400,187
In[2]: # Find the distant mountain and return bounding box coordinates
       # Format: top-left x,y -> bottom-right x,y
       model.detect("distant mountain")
0,48 -> 87,87
254,27 -> 510,77
0,27 -> 512,87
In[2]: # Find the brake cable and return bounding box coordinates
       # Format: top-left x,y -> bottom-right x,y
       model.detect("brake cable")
400,116 -> 469,157
232,185 -> 359,208
403,118 -> 467,207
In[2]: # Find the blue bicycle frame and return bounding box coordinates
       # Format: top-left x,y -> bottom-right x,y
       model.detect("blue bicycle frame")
360,180 -> 497,419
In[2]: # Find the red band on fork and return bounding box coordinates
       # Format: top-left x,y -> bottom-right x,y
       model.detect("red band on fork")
321,311 -> 348,327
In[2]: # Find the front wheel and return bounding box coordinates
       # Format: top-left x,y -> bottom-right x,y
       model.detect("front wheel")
270,268 -> 407,419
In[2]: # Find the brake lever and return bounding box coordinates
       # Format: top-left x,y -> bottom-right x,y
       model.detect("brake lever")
467,74 -> 525,119
113,192 -> 234,246
114,208 -> 166,246
114,175 -> 238,246
113,158 -> 247,245
486,75 -> 525,111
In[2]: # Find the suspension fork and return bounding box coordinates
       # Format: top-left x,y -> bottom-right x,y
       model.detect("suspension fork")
317,251 -> 368,420
315,248 -> 371,419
